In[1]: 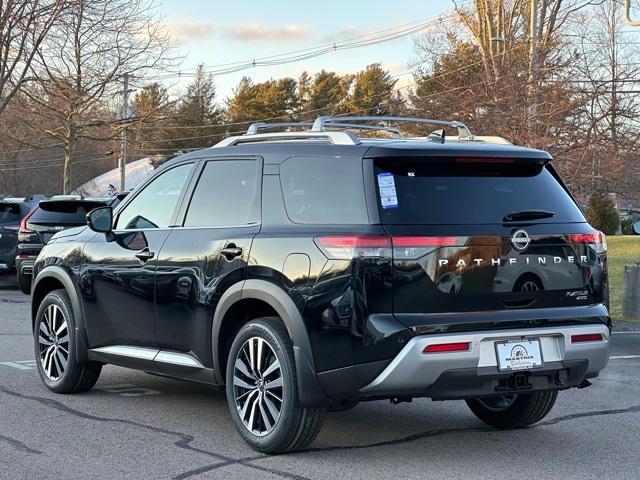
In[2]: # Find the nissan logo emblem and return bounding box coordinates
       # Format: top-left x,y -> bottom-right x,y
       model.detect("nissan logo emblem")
511,229 -> 531,251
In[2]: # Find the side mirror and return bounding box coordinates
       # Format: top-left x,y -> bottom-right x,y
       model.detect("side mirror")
86,206 -> 113,233
633,220 -> 640,235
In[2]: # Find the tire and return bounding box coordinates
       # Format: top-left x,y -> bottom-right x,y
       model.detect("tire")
513,274 -> 543,293
17,271 -> 31,295
33,289 -> 102,393
225,316 -> 324,454
466,390 -> 558,429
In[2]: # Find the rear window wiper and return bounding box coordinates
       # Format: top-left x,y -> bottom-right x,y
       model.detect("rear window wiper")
503,209 -> 556,222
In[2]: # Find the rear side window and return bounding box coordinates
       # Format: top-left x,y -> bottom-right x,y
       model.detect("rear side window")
184,159 -> 260,227
280,156 -> 368,224
374,159 -> 585,225
0,204 -> 20,224
33,202 -> 106,225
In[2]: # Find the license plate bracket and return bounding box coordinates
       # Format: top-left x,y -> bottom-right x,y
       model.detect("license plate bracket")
495,338 -> 543,372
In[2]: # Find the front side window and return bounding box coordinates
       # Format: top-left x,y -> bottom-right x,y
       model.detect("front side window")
183,159 -> 260,227
116,163 -> 192,229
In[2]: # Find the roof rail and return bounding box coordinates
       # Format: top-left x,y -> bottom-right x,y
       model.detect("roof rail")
246,121 -> 313,135
311,115 -> 474,140
212,130 -> 361,148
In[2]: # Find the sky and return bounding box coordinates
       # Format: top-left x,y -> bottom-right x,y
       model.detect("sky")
158,0 -> 454,100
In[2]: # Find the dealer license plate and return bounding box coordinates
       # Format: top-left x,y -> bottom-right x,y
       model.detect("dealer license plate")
495,338 -> 543,371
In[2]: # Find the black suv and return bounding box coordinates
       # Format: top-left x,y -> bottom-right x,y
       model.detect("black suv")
16,196 -> 124,294
30,116 -> 610,453
0,195 -> 46,276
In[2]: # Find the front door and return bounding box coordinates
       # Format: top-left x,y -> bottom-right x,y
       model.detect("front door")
80,162 -> 195,349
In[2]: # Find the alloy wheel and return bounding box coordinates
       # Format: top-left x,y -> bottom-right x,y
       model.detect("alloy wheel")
521,280 -> 540,292
477,394 -> 517,411
38,304 -> 69,381
232,337 -> 283,436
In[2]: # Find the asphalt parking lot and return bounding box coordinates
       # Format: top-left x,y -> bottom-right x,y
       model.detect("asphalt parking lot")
1,278 -> 639,480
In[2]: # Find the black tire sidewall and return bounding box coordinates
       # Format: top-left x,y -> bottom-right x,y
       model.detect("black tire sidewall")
225,319 -> 300,452
34,290 -> 80,392
466,390 -> 557,428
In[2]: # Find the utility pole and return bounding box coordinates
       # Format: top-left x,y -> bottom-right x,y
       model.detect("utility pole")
118,73 -> 133,193
527,0 -> 539,133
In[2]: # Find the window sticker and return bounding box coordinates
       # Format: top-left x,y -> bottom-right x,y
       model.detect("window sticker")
377,172 -> 398,209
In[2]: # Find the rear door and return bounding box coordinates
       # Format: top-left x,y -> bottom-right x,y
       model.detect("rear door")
371,156 -> 607,329
154,157 -> 261,372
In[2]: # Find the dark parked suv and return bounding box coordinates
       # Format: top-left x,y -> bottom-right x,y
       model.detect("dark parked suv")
30,116 -> 610,453
0,195 -> 46,275
16,196 -> 124,294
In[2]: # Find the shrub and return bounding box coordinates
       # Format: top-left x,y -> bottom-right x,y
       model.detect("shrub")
586,192 -> 620,235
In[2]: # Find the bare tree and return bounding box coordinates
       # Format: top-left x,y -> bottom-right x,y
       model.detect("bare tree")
25,0 -> 176,193
0,1 -> 65,117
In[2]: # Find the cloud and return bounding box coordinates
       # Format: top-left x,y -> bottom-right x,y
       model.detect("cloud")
167,19 -> 216,41
226,22 -> 312,43
320,26 -> 377,43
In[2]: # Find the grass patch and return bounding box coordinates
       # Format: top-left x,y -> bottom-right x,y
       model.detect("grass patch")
607,236 -> 640,322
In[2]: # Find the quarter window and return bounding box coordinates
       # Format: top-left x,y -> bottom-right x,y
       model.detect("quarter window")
183,159 -> 260,227
116,163 -> 192,229
280,156 -> 369,224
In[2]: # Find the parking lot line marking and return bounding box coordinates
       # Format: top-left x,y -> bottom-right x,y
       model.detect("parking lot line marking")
96,383 -> 162,397
610,355 -> 640,360
0,360 -> 37,370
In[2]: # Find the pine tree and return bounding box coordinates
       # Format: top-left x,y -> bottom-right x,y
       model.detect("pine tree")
347,64 -> 396,115
586,192 -> 620,235
131,83 -> 171,155
171,64 -> 223,150
301,70 -> 352,119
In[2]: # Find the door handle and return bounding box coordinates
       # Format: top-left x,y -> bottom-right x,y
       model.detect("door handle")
135,248 -> 155,262
220,246 -> 243,260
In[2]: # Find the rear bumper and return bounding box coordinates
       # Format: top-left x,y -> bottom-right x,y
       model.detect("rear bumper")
359,324 -> 610,399
16,257 -> 35,276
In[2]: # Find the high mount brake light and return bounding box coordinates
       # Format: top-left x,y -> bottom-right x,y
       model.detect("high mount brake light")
455,157 -> 515,164
569,231 -> 607,253
314,236 -> 391,260
19,208 -> 37,234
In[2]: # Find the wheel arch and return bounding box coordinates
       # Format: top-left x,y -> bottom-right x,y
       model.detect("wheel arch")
31,266 -> 89,363
212,279 -> 327,407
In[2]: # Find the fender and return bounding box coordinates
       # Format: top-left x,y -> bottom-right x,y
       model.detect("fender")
32,265 -> 89,363
212,279 -> 328,407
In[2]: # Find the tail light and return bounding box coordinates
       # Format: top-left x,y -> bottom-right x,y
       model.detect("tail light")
314,235 -> 391,260
19,208 -> 37,234
571,333 -> 604,343
315,235 -> 466,261
424,342 -> 470,353
569,231 -> 607,254
392,236 -> 465,260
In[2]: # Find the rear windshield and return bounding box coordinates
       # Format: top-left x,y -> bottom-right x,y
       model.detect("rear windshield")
31,201 -> 106,225
0,203 -> 21,224
374,159 -> 585,225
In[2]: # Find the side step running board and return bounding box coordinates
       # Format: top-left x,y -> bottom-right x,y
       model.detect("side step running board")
89,345 -> 204,369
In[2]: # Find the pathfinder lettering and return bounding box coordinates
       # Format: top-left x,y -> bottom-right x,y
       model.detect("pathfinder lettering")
438,256 -> 588,267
